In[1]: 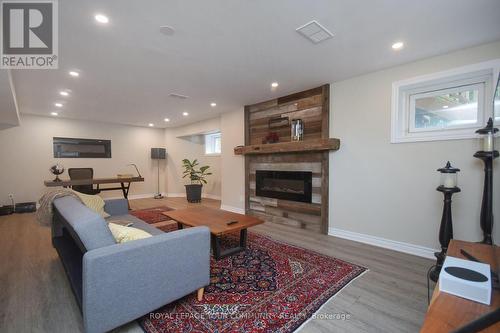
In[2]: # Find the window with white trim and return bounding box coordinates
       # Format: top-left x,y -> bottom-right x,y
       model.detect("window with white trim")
205,132 -> 221,155
391,60 -> 499,143
494,75 -> 500,124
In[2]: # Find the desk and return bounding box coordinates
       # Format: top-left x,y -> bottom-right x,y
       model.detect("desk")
421,240 -> 499,332
44,177 -> 144,200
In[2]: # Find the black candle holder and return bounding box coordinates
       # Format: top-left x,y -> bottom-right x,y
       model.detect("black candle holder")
430,162 -> 460,282
474,118 -> 499,245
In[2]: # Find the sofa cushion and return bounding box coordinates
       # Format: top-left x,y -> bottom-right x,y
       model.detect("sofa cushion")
71,190 -> 110,218
53,196 -> 116,251
108,223 -> 152,243
106,214 -> 165,236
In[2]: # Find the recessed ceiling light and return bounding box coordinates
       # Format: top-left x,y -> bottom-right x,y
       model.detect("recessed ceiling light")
210,102 -> 217,107
164,118 -> 170,122
148,123 -> 154,127
69,71 -> 79,77
443,105 -> 449,109
271,82 -> 279,88
59,91 -> 69,96
182,112 -> 189,116
54,103 -> 63,107
50,112 -> 58,116
95,14 -> 109,24
392,41 -> 404,50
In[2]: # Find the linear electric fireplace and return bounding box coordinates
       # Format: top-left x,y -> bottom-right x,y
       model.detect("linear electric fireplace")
255,170 -> 312,203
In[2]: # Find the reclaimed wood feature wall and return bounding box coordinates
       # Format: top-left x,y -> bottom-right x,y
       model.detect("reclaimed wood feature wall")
243,84 -> 335,234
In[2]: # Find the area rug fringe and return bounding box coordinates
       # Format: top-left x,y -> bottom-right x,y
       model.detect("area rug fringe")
292,269 -> 369,333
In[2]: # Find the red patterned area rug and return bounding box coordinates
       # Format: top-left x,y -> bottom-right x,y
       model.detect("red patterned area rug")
140,232 -> 366,333
130,206 -> 174,224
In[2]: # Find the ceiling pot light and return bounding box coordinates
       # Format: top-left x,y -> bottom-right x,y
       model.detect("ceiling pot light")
148,123 -> 154,127
182,112 -> 189,116
69,71 -> 79,77
443,105 -> 449,109
392,41 -> 404,50
54,103 -> 63,107
50,112 -> 58,116
95,14 -> 109,24
271,82 -> 279,88
210,102 -> 217,107
164,118 -> 170,122
59,91 -> 69,96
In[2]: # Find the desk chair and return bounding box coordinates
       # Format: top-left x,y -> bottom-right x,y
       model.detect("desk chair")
68,168 -> 101,195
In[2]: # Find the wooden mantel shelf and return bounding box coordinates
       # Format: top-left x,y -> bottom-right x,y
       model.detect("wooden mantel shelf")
234,138 -> 340,155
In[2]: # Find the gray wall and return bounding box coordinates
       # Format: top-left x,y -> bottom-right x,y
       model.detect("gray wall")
329,41 -> 500,250
0,114 -> 165,205
164,117 -> 222,198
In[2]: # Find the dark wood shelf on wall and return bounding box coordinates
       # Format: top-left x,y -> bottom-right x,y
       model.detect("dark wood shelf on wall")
234,138 -> 340,155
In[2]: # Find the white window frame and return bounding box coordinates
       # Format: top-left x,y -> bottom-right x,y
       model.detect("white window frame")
391,59 -> 500,143
205,132 -> 221,155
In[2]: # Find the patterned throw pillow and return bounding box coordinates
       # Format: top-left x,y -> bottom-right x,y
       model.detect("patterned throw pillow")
108,223 -> 152,243
71,190 -> 110,218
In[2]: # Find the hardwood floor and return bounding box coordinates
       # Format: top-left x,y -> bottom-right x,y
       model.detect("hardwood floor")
0,197 -> 433,333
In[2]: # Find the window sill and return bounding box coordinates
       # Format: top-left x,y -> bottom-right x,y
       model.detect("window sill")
391,131 -> 480,144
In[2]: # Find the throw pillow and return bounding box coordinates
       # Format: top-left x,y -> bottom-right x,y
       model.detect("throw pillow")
108,223 -> 152,243
71,190 -> 110,218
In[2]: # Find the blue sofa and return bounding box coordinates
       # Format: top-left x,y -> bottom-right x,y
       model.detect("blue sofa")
51,196 -> 210,333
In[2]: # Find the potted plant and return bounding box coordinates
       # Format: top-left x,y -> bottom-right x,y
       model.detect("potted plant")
182,159 -> 212,203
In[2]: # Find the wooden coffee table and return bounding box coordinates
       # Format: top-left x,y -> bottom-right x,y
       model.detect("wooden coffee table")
162,207 -> 264,260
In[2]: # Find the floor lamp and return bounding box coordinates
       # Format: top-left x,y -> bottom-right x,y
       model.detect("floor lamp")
151,148 -> 166,199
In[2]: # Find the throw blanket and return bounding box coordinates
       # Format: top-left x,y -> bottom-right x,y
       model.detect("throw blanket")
36,189 -> 82,227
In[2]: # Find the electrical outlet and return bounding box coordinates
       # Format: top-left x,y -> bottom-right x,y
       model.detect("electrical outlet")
8,194 -> 14,199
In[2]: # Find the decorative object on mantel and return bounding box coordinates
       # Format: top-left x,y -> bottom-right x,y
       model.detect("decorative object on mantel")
182,159 -> 212,203
474,117 -> 498,245
49,164 -> 65,182
291,118 -> 304,141
430,161 -> 461,282
263,131 -> 279,144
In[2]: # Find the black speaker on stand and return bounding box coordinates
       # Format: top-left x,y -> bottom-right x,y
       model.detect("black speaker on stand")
151,148 -> 166,199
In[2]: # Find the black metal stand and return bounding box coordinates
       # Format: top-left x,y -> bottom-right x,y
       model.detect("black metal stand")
473,150 -> 499,245
430,185 -> 461,282
154,159 -> 164,199
176,222 -> 249,260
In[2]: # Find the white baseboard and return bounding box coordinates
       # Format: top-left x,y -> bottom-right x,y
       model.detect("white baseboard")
166,192 -> 221,200
203,193 -> 222,200
329,227 -> 436,260
220,205 -> 246,214
166,192 -> 186,197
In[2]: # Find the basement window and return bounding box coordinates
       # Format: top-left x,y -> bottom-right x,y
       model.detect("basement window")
205,132 -> 221,155
391,60 -> 499,143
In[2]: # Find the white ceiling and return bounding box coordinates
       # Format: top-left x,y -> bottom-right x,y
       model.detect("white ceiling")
9,0 -> 500,128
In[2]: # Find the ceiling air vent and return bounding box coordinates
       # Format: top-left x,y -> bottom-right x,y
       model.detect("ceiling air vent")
168,93 -> 189,99
296,20 -> 334,44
